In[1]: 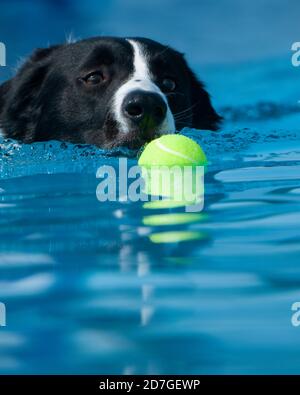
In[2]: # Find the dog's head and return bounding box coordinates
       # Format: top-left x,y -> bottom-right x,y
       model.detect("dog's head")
0,37 -> 221,149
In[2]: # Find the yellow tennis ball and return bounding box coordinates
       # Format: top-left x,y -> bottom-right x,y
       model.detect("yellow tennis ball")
138,134 -> 207,167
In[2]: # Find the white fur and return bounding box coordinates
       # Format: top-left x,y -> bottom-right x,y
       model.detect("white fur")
113,39 -> 175,134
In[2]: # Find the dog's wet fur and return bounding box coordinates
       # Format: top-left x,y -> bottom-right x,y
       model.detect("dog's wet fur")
0,37 -> 221,149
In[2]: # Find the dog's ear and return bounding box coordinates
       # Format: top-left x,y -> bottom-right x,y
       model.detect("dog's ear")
0,80 -> 12,115
188,68 -> 222,131
0,45 -> 60,141
177,53 -> 222,131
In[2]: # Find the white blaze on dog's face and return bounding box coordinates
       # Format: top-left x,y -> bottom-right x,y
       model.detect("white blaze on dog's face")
113,39 -> 175,136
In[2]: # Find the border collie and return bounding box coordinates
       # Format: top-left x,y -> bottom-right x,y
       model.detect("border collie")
0,37 -> 221,149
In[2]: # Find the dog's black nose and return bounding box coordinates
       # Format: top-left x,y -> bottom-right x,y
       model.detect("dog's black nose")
122,90 -> 167,129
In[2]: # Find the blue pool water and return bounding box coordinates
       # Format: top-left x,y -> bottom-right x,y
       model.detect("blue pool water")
1,0 -> 300,375
0,55 -> 300,374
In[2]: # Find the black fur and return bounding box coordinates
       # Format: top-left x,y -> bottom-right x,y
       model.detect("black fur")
0,37 -> 221,149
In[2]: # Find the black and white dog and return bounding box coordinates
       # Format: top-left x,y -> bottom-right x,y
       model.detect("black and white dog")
0,37 -> 221,149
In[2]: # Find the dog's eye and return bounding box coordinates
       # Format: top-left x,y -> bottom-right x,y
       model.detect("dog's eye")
83,71 -> 105,85
161,78 -> 176,92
